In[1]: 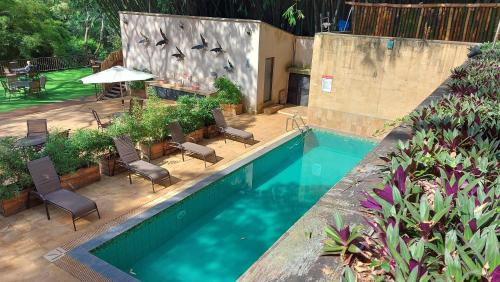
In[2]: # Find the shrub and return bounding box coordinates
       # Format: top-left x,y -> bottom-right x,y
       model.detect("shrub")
214,77 -> 242,105
42,130 -> 83,175
324,44 -> 500,281
139,95 -> 170,144
0,137 -> 39,200
70,128 -> 113,164
106,113 -> 143,143
197,96 -> 220,126
171,95 -> 204,133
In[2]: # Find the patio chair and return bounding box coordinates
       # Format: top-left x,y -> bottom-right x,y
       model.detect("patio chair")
212,108 -> 254,146
28,79 -> 42,97
91,109 -> 111,131
2,66 -> 11,75
27,156 -> 101,231
27,119 -> 48,137
167,121 -> 217,168
39,75 -> 47,93
0,80 -> 20,100
113,135 -> 171,192
6,73 -> 17,88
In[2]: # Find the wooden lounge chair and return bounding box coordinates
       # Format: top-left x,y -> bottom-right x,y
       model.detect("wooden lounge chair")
27,156 -> 100,231
91,109 -> 111,131
168,121 -> 217,168
212,108 -> 254,146
113,135 -> 171,192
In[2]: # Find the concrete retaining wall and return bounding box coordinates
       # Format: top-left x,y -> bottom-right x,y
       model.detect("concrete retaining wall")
307,33 -> 471,138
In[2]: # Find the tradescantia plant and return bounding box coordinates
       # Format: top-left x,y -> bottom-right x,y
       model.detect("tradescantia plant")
324,44 -> 499,281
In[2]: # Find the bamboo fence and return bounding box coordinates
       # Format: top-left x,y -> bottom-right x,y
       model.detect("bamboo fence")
347,2 -> 500,42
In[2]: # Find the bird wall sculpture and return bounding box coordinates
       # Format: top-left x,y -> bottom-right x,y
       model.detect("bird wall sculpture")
172,46 -> 185,61
138,31 -> 150,45
210,40 -> 224,55
192,34 -> 208,50
156,28 -> 169,47
224,60 -> 234,73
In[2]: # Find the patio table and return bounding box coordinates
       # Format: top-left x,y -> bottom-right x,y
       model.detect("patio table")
15,80 -> 30,89
15,135 -> 47,147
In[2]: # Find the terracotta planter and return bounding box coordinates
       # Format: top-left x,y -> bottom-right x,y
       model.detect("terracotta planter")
60,166 -> 101,190
164,141 -> 177,155
100,154 -> 127,176
221,103 -> 243,116
140,141 -> 165,160
203,125 -> 220,138
0,190 -> 29,217
186,128 -> 204,143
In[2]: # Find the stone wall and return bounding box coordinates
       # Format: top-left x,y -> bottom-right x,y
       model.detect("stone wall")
256,23 -> 295,112
308,33 -> 471,138
119,12 -> 307,114
294,36 -> 314,68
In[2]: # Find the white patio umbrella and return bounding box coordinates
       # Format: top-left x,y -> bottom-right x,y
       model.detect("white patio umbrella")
80,66 -> 155,110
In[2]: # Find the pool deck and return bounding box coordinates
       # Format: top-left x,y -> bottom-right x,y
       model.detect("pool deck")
0,98 -> 292,282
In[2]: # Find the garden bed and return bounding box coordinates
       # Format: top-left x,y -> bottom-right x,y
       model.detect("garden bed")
100,154 -> 127,176
0,190 -> 29,217
60,166 -> 101,190
140,141 -> 165,160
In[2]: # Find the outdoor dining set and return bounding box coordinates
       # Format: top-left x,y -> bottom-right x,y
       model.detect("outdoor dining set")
1,62 -> 47,99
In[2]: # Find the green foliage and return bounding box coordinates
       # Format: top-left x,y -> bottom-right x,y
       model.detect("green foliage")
282,0 -> 305,27
0,137 -> 39,200
0,0 -> 71,59
139,95 -> 170,143
169,95 -> 204,134
70,128 -> 113,163
128,68 -> 152,90
326,43 -> 500,281
42,130 -> 85,175
197,96 -> 220,126
214,77 -> 242,105
106,113 -> 143,143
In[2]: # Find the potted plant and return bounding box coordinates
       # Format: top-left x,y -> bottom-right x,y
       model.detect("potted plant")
0,137 -> 39,216
172,96 -> 205,142
128,68 -> 152,99
214,77 -> 243,116
136,95 -> 170,160
197,96 -> 221,138
43,130 -> 101,190
129,80 -> 146,99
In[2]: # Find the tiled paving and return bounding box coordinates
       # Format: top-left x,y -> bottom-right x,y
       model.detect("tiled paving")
0,98 -> 291,281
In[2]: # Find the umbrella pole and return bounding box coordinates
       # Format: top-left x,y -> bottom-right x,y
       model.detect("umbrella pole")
120,82 -> 125,112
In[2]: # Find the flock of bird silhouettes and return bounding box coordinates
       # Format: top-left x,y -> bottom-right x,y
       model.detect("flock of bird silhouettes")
137,27 -> 234,73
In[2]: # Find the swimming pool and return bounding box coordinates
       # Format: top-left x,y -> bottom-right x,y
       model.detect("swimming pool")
71,129 -> 375,282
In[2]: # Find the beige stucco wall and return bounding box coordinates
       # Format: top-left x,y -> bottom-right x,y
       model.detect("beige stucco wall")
256,23 -> 295,112
308,33 -> 471,138
294,36 -> 314,68
119,12 -> 260,112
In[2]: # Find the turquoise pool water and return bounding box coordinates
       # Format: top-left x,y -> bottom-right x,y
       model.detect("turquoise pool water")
91,130 -> 375,281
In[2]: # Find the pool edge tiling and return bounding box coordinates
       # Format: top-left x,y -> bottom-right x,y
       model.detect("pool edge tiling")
69,128 -> 376,282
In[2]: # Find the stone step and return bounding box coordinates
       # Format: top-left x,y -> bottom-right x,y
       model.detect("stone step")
263,104 -> 285,115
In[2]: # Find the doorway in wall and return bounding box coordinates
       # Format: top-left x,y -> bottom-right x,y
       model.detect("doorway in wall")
263,57 -> 274,103
287,73 -> 310,106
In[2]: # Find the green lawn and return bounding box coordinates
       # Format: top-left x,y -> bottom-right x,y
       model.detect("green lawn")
0,68 -> 95,113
